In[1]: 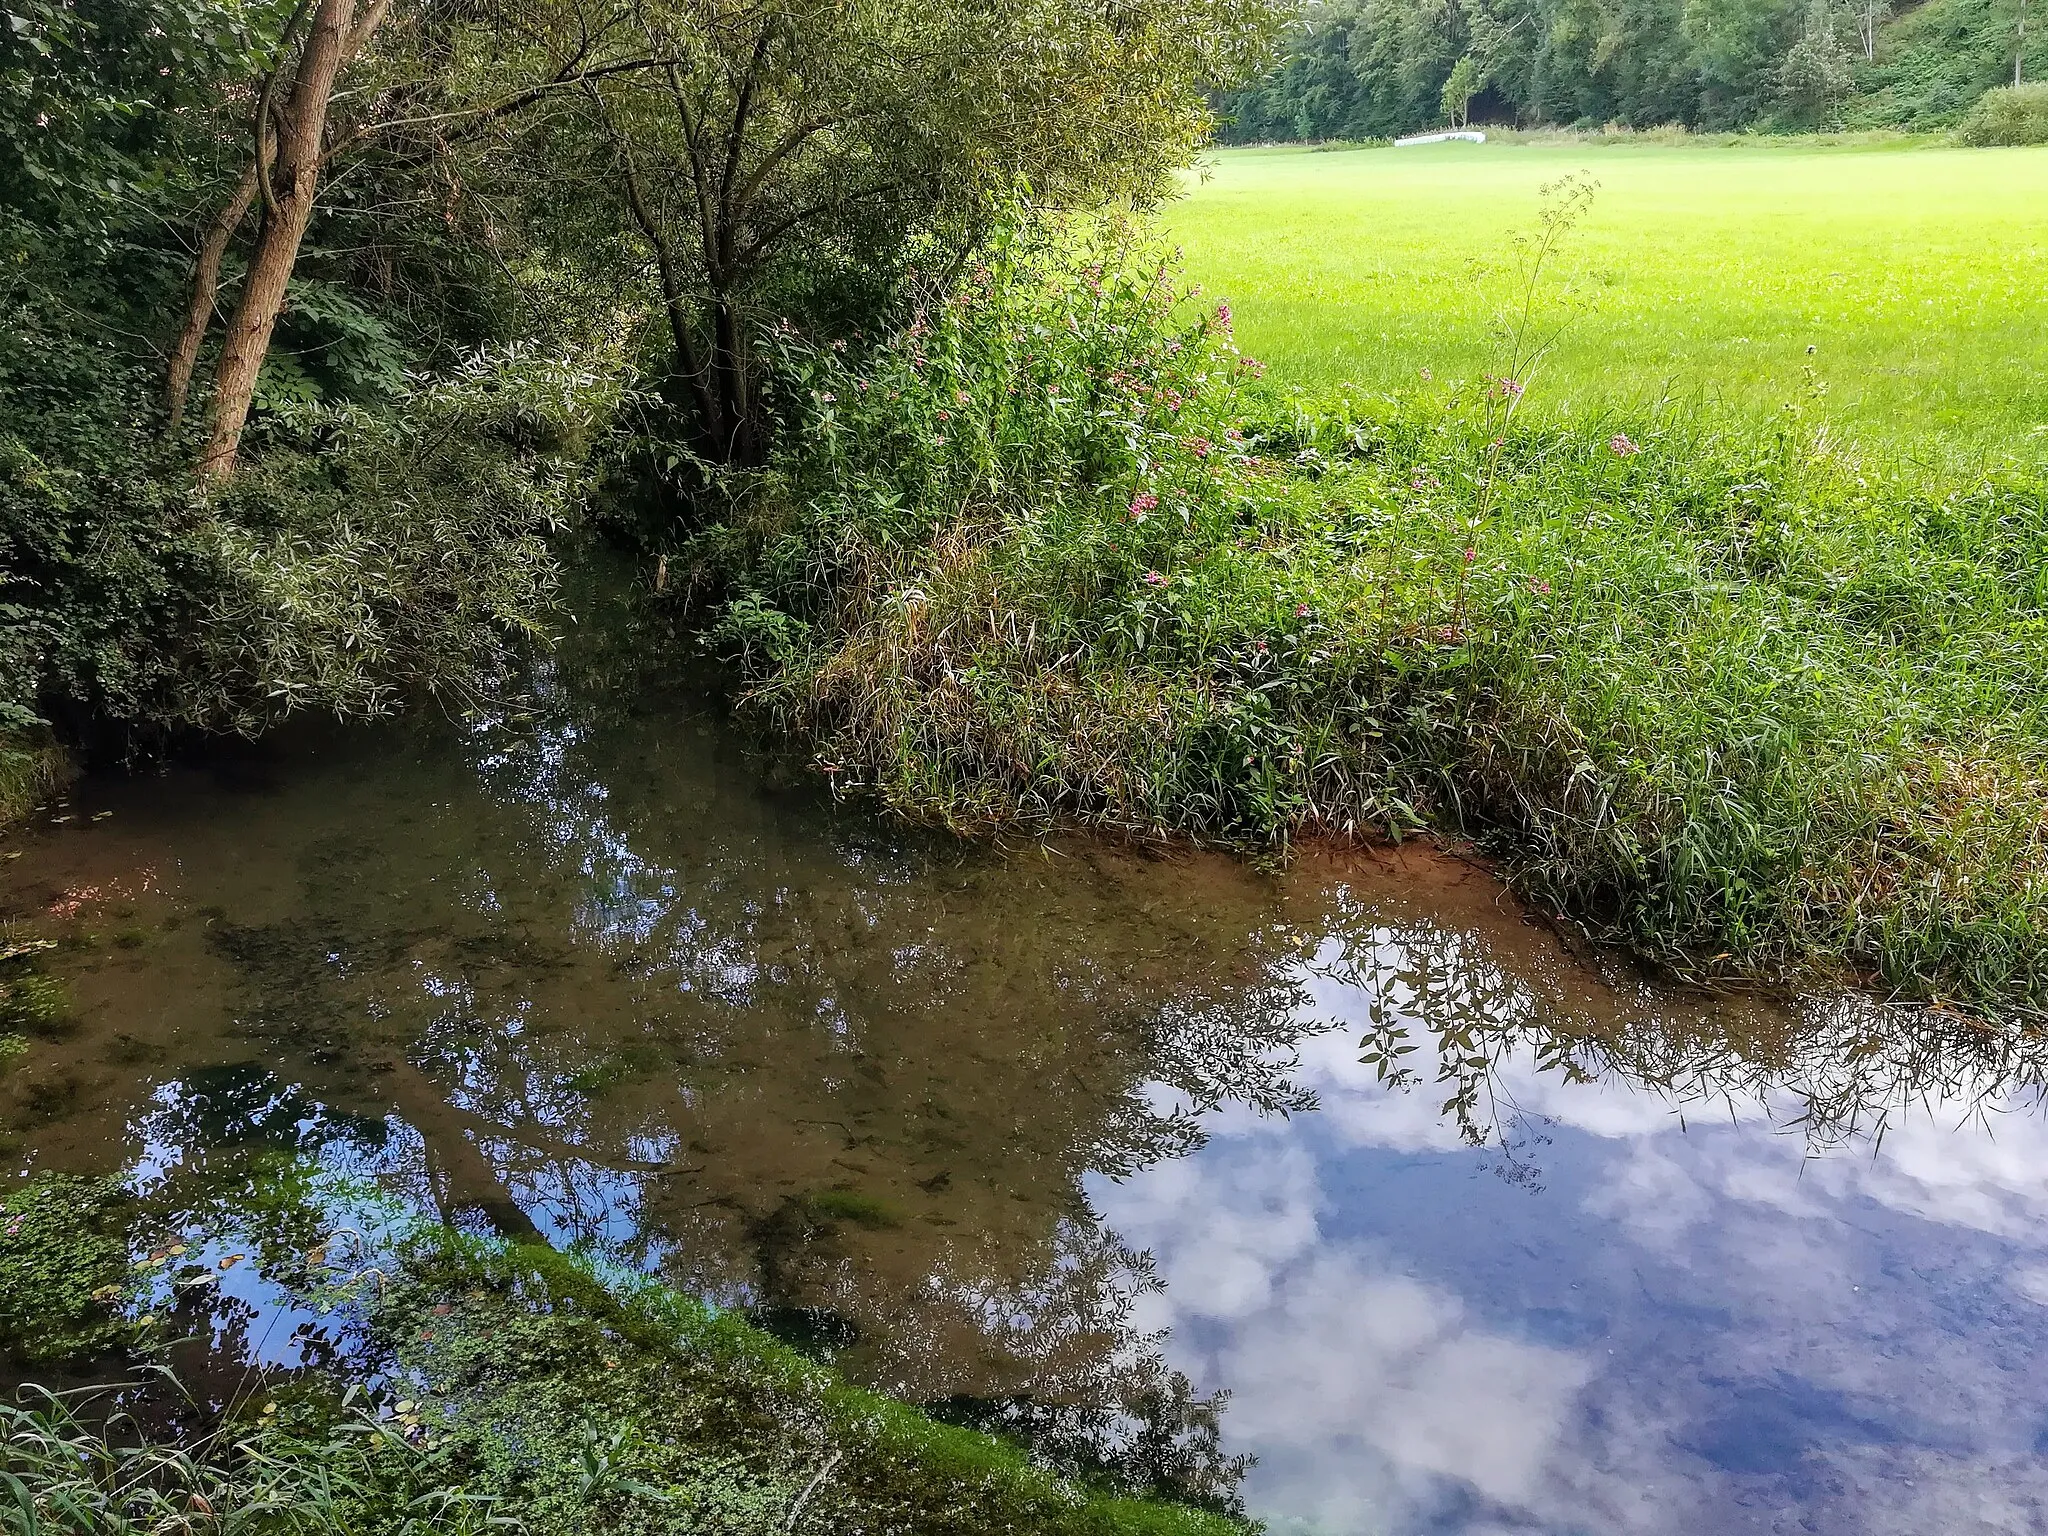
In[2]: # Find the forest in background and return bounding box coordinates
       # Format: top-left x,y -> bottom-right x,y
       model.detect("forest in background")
1216,0 -> 2047,139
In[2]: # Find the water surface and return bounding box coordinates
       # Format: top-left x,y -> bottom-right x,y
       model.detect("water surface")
3,607 -> 2045,1534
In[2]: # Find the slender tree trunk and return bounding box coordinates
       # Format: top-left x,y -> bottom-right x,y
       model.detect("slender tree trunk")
198,0 -> 384,480
711,295 -> 757,464
165,164 -> 258,436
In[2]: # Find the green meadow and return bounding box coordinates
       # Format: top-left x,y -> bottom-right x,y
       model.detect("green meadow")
1167,140 -> 2048,460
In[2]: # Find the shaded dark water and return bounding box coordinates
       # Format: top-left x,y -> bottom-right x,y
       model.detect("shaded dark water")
4,600 -> 2047,1534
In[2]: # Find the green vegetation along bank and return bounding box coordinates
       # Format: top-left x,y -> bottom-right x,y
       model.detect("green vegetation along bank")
680,227 -> 2048,1019
0,1171 -> 1242,1535
1166,140 -> 2048,456
1,0 -> 1282,835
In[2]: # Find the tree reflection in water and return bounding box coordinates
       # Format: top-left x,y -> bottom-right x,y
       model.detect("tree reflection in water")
5,592 -> 2044,1519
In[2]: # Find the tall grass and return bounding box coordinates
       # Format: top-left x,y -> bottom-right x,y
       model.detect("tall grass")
680,225 -> 2048,1015
0,731 -> 63,834
0,1372 -> 514,1535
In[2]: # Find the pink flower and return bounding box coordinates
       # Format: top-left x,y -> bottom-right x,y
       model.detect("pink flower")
1216,303 -> 1233,328
1241,358 -> 1266,379
1610,433 -> 1640,457
1255,640 -> 1268,654
1129,492 -> 1158,519
935,409 -> 950,421
818,391 -> 835,403
1225,427 -> 1244,442
1529,578 -> 1553,595
955,390 -> 971,406
1295,603 -> 1312,618
1142,570 -> 1168,587
1186,437 -> 1212,459
1464,547 -> 1476,563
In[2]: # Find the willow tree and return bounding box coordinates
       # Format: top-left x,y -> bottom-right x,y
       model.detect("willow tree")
187,0 -> 395,478
482,0 -> 1287,465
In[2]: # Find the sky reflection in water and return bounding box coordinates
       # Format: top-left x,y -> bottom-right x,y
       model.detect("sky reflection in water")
1100,954 -> 2048,1534
4,614 -> 2046,1536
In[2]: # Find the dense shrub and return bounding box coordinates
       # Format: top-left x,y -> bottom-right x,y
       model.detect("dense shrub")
1956,81 -> 2048,145
0,341 -> 621,748
680,228 -> 2048,1015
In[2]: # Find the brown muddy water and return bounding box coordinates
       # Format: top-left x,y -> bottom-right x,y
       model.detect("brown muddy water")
3,598 -> 2047,1535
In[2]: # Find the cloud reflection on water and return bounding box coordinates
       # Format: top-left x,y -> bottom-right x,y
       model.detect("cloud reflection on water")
1096,954 -> 2048,1536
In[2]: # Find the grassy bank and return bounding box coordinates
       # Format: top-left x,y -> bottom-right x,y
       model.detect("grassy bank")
1165,141 -> 2048,458
0,1172 -> 1241,1534
0,731 -> 63,834
683,232 -> 2048,1016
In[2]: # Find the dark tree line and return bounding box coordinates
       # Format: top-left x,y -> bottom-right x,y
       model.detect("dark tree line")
1216,0 -> 2045,139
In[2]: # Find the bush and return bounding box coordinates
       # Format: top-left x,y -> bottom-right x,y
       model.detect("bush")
679,225 -> 2048,1016
1956,81 -> 2048,145
0,340 -> 621,749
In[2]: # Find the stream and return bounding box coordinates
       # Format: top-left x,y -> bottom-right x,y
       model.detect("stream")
3,597 -> 2045,1536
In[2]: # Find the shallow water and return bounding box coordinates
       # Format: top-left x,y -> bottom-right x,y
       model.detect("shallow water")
3,603 -> 2046,1535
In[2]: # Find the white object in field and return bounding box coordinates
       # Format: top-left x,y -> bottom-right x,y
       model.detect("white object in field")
1394,130 -> 1488,146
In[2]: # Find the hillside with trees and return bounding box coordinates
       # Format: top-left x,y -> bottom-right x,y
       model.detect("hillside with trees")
1216,0 -> 2047,139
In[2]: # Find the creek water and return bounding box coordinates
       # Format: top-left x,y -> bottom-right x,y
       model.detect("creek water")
3,599 -> 2046,1535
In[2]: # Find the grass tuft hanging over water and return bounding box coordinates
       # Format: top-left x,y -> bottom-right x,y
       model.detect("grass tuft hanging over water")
675,222 -> 2048,1017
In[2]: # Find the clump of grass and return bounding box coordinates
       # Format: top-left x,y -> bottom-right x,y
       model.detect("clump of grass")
1,1372 -> 516,1535
0,730 -> 65,834
679,223 -> 2048,1016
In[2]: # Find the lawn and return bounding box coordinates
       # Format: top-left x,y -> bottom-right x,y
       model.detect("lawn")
1166,139 -> 2048,460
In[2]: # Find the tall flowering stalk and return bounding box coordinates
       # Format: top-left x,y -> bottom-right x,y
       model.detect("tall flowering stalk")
1454,173 -> 1598,633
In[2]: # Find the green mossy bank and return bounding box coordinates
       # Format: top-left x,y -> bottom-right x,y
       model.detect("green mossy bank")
677,234 -> 2048,1018
0,1173 -> 1241,1535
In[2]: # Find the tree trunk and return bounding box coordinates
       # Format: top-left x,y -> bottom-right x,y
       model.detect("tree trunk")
197,0 -> 375,480
165,165 -> 258,437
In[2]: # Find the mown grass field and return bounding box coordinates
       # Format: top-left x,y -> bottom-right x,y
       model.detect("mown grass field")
1166,140 -> 2048,459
